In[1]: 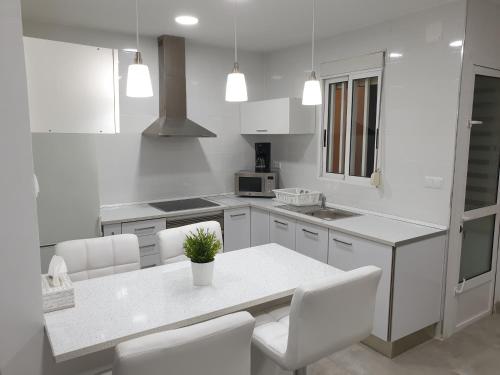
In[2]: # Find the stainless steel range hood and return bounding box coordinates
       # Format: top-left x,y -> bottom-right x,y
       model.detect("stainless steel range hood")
143,35 -> 216,137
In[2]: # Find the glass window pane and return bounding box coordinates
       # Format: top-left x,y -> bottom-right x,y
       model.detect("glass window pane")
459,215 -> 496,281
464,75 -> 500,211
325,81 -> 348,174
349,77 -> 378,178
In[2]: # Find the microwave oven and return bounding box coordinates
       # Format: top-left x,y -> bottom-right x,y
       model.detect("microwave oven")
235,171 -> 278,197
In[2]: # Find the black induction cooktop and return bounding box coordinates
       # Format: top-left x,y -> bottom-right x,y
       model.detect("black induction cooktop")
149,198 -> 220,213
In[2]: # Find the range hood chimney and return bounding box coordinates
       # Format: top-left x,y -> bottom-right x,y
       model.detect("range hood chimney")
143,35 -> 216,137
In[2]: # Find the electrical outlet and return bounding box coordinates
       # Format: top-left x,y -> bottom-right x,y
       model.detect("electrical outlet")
424,176 -> 444,189
272,161 -> 282,169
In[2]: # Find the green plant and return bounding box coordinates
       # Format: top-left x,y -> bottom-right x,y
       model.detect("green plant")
183,228 -> 221,264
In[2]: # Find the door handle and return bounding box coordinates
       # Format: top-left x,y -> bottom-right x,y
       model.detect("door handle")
230,213 -> 246,218
333,238 -> 352,246
135,226 -> 155,233
468,120 -> 484,128
302,228 -> 319,236
274,220 -> 288,226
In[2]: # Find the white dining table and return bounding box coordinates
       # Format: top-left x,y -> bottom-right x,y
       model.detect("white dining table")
44,243 -> 343,362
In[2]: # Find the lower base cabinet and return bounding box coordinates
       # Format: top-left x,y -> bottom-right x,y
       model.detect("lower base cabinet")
328,230 -> 392,340
270,213 -> 296,250
104,218 -> 166,269
224,208 -> 251,252
295,221 -> 328,262
250,208 -> 270,246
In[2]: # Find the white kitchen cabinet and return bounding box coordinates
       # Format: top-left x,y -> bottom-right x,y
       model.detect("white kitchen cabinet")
224,208 -> 251,252
102,223 -> 121,236
240,97 -> 315,135
121,218 -> 166,268
391,235 -> 446,341
295,221 -> 328,262
251,208 -> 270,246
24,37 -> 119,134
328,230 -> 392,341
270,214 -> 296,250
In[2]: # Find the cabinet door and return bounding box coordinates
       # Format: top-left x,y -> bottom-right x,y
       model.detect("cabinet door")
295,221 -> 328,262
270,214 -> 296,250
251,208 -> 270,246
241,98 -> 290,134
224,208 -> 251,252
102,223 -> 121,236
328,230 -> 392,341
122,218 -> 166,237
24,37 -> 119,134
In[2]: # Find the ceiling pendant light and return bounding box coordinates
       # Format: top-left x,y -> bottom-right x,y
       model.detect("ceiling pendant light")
126,0 -> 153,98
302,0 -> 322,106
225,0 -> 248,102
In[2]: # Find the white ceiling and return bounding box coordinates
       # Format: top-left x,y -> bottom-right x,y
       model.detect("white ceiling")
21,0 -> 458,52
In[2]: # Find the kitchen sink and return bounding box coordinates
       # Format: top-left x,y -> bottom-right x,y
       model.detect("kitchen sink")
304,208 -> 359,221
279,204 -> 360,221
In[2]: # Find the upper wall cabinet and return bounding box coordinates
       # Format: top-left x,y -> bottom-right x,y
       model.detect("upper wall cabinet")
240,97 -> 315,135
24,37 -> 120,134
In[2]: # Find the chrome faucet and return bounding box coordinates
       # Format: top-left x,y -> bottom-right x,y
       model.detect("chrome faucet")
320,194 -> 327,209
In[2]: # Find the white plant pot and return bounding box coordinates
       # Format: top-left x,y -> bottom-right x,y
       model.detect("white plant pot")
191,261 -> 214,286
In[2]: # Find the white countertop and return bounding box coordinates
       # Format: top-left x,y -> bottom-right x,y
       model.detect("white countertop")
44,244 -> 342,362
100,194 -> 446,247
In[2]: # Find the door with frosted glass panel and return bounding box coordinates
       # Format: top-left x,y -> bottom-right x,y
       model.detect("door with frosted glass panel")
455,68 -> 500,329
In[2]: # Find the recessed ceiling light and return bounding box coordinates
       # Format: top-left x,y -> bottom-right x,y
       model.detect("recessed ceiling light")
175,15 -> 199,26
449,40 -> 463,48
123,48 -> 138,53
389,52 -> 403,59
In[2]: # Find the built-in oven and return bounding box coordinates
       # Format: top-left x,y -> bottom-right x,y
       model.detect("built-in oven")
235,171 -> 278,197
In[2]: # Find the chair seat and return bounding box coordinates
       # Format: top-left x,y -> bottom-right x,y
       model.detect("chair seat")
253,305 -> 291,363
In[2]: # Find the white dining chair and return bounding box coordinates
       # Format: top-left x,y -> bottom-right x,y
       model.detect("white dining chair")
111,311 -> 255,375
55,234 -> 141,282
156,221 -> 223,264
252,266 -> 382,375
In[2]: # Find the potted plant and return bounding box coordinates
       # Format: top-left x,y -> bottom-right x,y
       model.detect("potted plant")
184,228 -> 222,286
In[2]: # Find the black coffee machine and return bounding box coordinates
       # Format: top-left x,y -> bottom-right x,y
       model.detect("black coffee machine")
255,143 -> 271,173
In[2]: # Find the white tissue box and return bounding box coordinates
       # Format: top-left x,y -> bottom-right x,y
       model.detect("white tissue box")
41,274 -> 75,313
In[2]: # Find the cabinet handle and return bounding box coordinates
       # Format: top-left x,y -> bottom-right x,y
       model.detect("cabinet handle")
135,226 -> 155,233
302,228 -> 319,236
274,220 -> 288,226
256,129 -> 268,132
333,238 -> 352,246
140,244 -> 155,249
230,213 -> 247,218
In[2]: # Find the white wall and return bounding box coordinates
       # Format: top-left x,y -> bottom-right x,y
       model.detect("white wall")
263,1 -> 467,226
0,0 -> 44,374
23,22 -> 268,205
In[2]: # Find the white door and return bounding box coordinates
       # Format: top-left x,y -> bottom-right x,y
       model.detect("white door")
444,66 -> 500,336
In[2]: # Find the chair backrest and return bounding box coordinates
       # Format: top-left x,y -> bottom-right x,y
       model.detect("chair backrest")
112,311 -> 255,375
157,221 -> 223,265
55,234 -> 140,281
284,266 -> 382,369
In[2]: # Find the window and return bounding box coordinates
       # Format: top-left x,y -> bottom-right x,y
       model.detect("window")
321,70 -> 381,182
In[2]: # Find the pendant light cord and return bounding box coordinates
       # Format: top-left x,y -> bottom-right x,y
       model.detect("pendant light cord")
135,0 -> 140,52
233,0 -> 238,63
311,0 -> 316,72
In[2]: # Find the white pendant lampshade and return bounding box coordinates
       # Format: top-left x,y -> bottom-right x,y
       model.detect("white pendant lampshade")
302,71 -> 322,105
226,63 -> 248,102
126,0 -> 153,98
127,52 -> 153,97
225,0 -> 248,102
302,0 -> 322,106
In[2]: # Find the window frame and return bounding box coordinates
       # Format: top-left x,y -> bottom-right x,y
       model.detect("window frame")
319,68 -> 383,185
